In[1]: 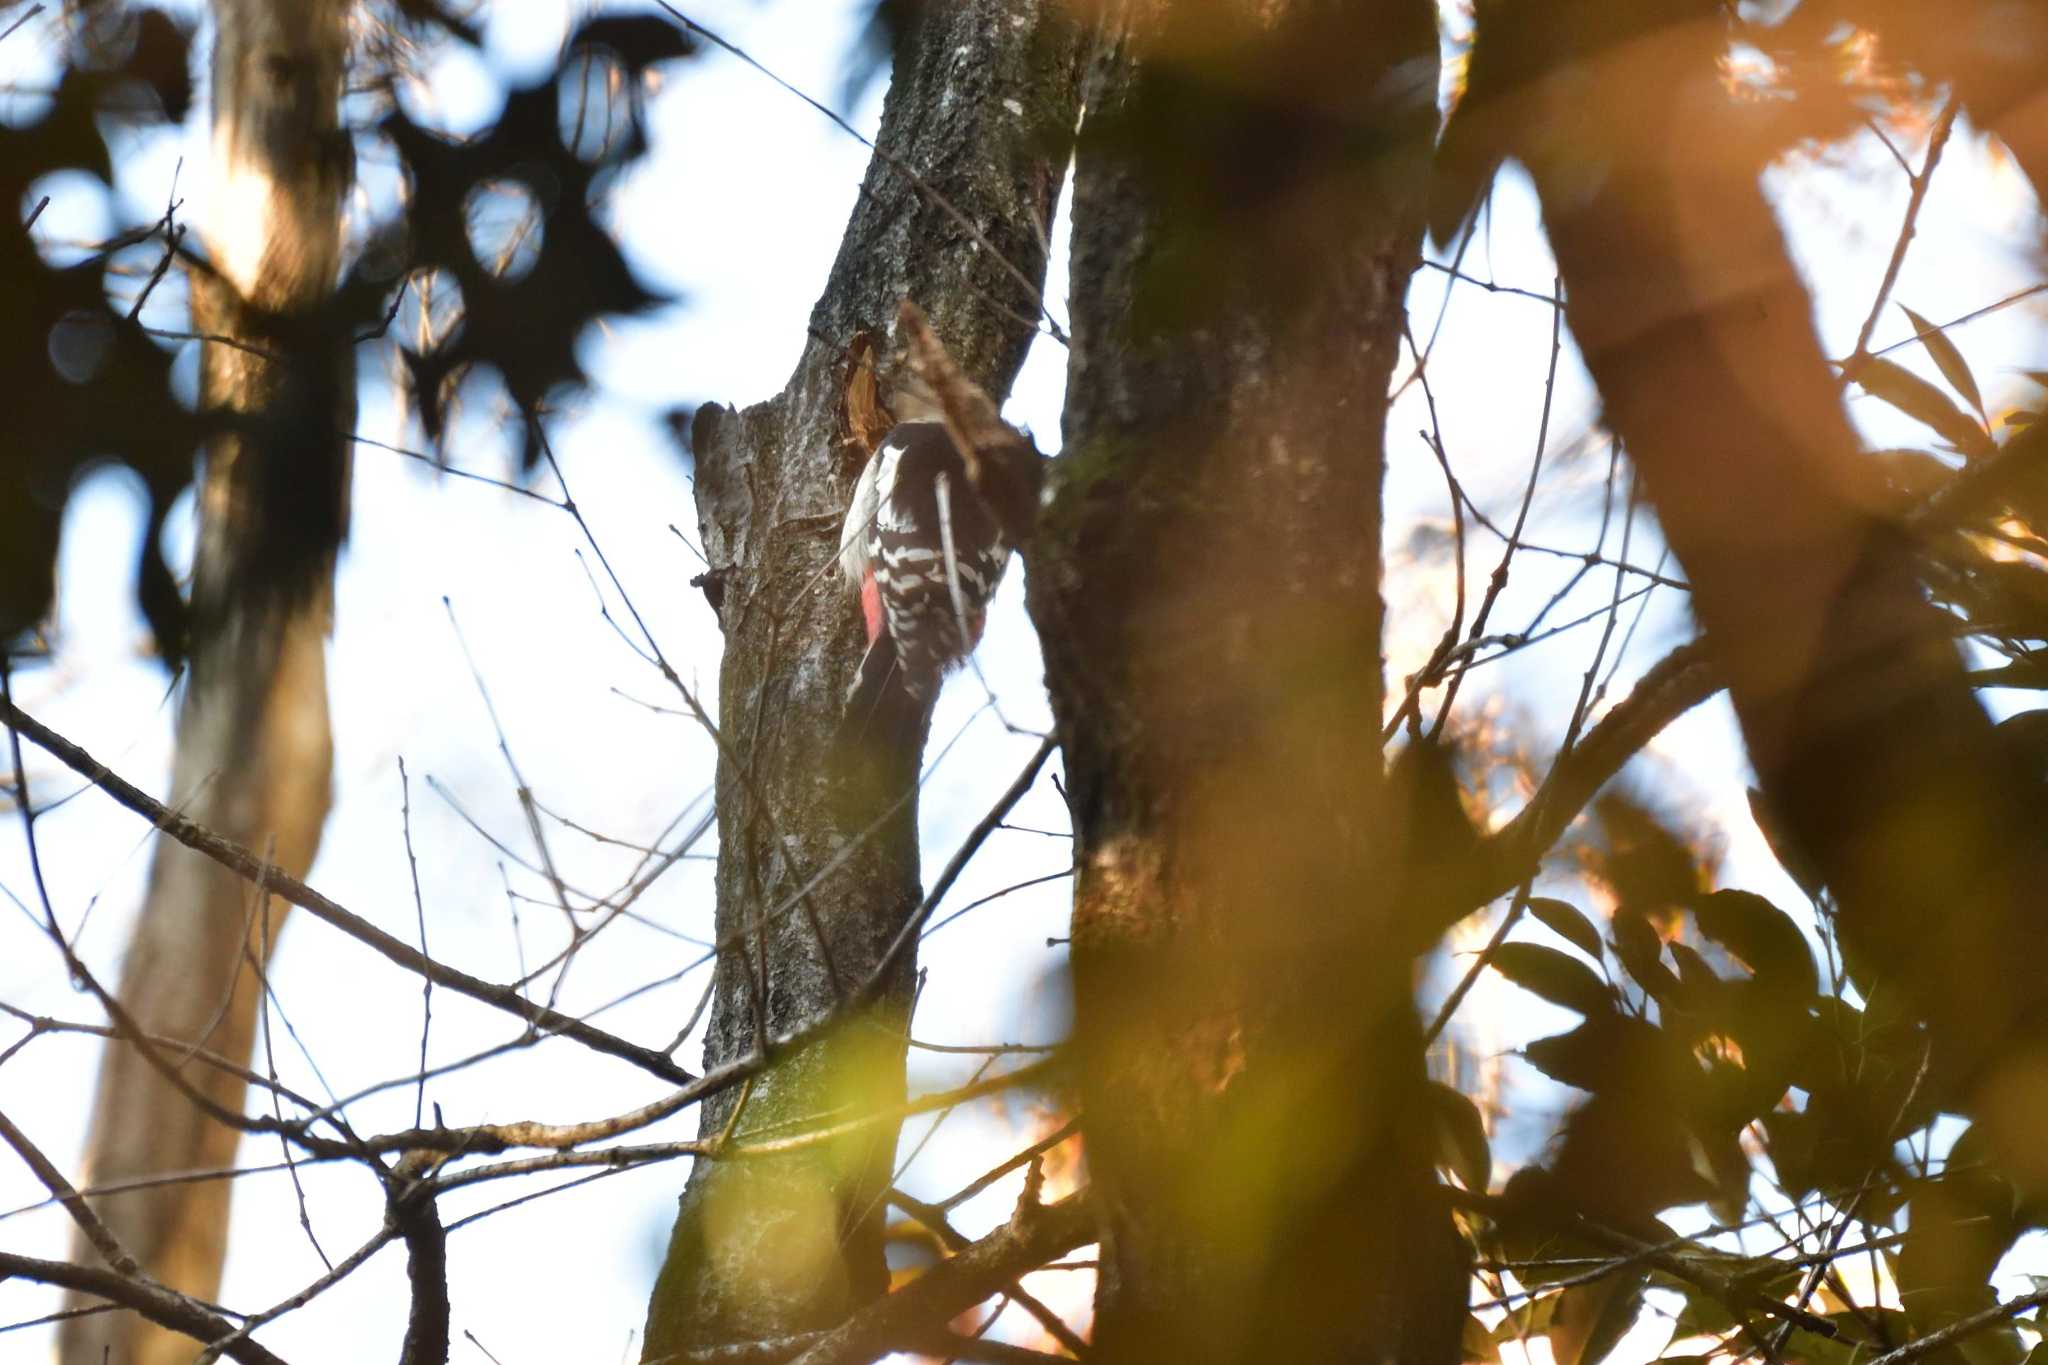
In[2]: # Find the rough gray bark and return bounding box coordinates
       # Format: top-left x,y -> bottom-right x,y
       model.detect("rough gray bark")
640,5 -> 1081,1354
60,3 -> 352,1362
1025,2 -> 1467,1360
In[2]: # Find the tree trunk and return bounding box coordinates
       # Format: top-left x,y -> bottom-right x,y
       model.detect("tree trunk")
60,3 -> 351,1362
1026,2 -> 1466,1361
639,6 -> 1081,1355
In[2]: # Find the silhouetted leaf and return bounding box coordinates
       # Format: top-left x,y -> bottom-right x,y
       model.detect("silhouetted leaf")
1427,1081 -> 1492,1193
1693,889 -> 1818,998
566,12 -> 698,78
1870,446 -> 1958,504
379,65 -> 677,461
1522,1015 -> 1670,1093
1493,941 -> 1612,1016
1901,304 -> 1985,424
93,7 -> 195,123
1851,355 -> 1995,460
1997,711 -> 2048,782
1898,1126 -> 2023,1353
4,5 -> 695,650
1668,940 -> 1722,996
1549,1271 -> 1649,1365
1985,561 -> 2048,634
1983,421 -> 2048,532
1591,792 -> 1703,914
1,7 -> 205,653
1522,1028 -> 1608,1092
1610,906 -> 1678,1002
1529,896 -> 1605,962
1763,1108 -> 1817,1199
1694,1125 -> 1750,1225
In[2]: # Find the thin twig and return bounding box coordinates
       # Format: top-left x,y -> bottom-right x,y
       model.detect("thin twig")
399,758 -> 433,1130
1844,97 -> 1960,377
0,694 -> 700,1087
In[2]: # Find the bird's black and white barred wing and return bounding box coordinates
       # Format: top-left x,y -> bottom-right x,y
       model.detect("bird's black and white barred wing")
870,428 -> 1008,691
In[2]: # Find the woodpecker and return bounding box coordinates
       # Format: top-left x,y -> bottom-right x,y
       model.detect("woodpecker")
836,416 -> 1013,757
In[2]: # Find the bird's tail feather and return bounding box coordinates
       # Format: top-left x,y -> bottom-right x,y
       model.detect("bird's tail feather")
831,637 -> 927,797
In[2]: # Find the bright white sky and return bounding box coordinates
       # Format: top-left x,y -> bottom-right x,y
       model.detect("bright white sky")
2,2 -> 2045,1362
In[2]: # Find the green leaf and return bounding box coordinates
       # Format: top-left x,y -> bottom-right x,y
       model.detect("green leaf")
1492,941 -> 1613,1016
1853,356 -> 1996,459
1693,889 -> 1819,998
1427,1081 -> 1492,1193
1901,304 -> 1986,423
1529,896 -> 1606,963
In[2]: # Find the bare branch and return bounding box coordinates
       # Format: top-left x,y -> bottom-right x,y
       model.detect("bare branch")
0,1251 -> 287,1365
391,1159 -> 449,1365
0,696 -> 698,1087
787,1188 -> 1093,1365
0,1107 -> 142,1276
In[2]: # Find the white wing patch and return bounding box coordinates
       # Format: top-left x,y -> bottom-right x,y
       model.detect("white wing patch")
839,440 -> 899,590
